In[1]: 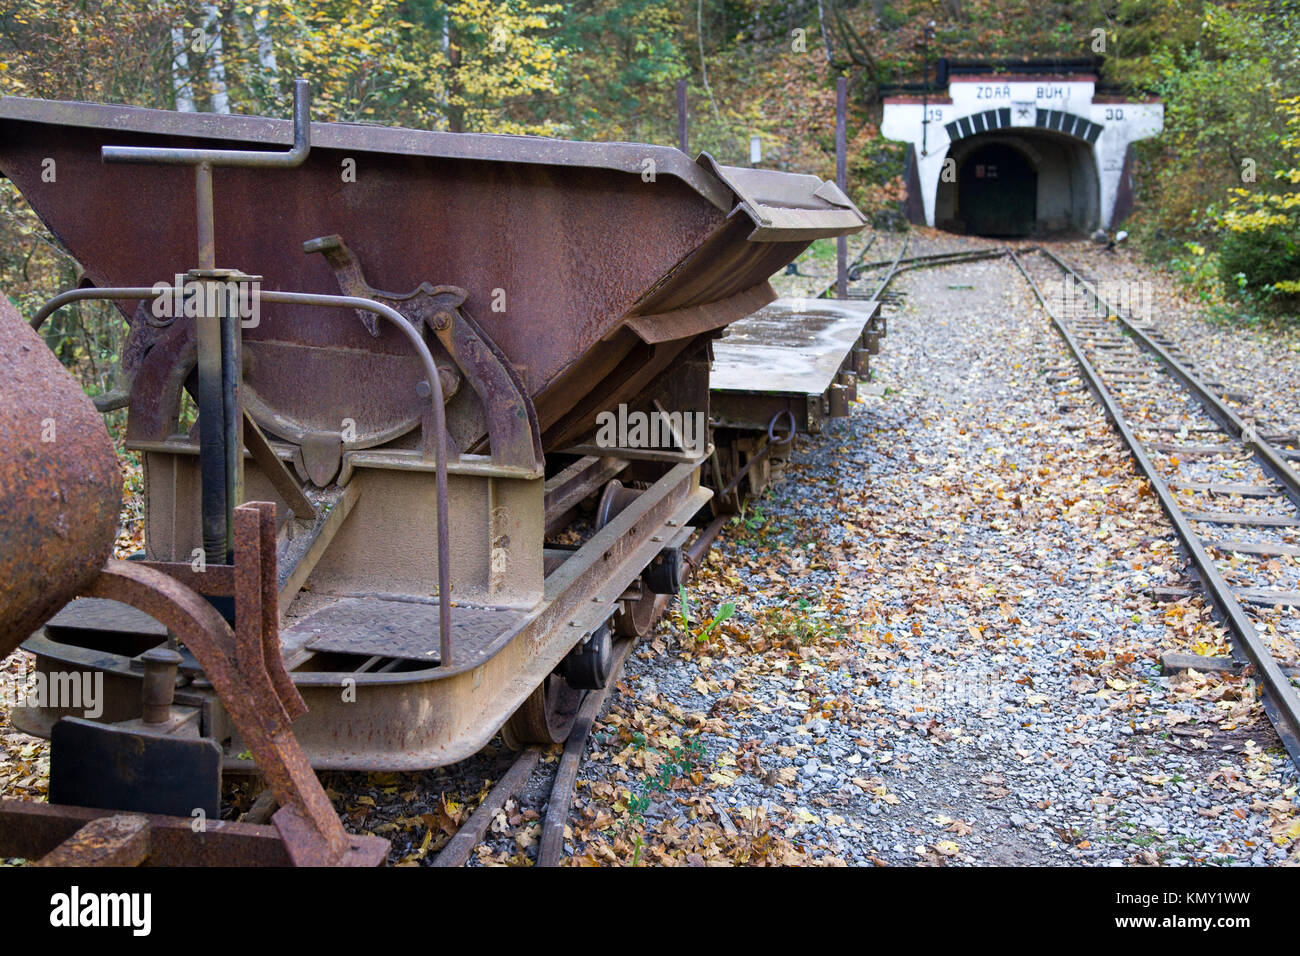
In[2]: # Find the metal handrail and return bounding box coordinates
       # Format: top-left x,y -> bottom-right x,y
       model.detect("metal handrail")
30,284 -> 456,667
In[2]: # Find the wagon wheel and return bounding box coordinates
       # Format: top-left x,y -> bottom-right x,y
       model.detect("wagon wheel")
500,674 -> 584,748
710,440 -> 745,515
612,591 -> 668,638
595,479 -> 669,638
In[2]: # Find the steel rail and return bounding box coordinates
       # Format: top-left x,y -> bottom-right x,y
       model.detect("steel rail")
433,495 -> 738,867
1009,248 -> 1300,764
854,247 -> 1005,273
848,242 -> 1007,302
535,635 -> 640,867
866,235 -> 911,301
885,247 -> 1007,280
430,747 -> 543,867
1037,246 -> 1300,512
813,234 -> 877,300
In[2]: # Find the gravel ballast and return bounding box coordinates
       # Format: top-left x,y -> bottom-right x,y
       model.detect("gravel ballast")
528,234 -> 1300,867
4,235 -> 1297,869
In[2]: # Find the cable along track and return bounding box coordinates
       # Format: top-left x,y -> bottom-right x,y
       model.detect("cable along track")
1009,246 -> 1300,766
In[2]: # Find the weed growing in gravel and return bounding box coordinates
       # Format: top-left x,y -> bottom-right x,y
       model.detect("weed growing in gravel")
644,739 -> 708,794
729,498 -> 797,548
616,737 -> 708,866
677,585 -> 736,644
753,595 -> 839,650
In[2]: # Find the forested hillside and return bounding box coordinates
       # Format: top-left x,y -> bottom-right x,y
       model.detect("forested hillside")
0,0 -> 1297,386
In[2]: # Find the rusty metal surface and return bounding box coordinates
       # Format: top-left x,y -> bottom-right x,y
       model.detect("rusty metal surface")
303,234 -> 543,469
253,289 -> 456,661
45,598 -> 169,639
0,94 -> 864,457
710,297 -> 882,396
0,798 -> 293,866
697,155 -> 865,241
711,390 -> 818,435
84,508 -> 387,865
0,93 -> 735,207
0,91 -> 868,788
7,501 -> 387,864
294,598 -> 525,663
30,813 -> 151,867
20,462 -> 708,770
263,466 -> 709,769
715,410 -> 796,500
0,295 -> 121,659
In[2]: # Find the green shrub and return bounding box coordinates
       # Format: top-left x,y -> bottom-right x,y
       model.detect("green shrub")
1217,226 -> 1300,297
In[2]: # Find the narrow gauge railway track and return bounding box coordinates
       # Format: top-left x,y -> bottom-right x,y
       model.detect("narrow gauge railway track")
808,235 -> 1007,302
429,513 -> 728,867
1009,246 -> 1300,766
841,239 -> 1009,303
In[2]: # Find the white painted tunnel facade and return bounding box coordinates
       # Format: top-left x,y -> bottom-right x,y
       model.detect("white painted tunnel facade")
881,77 -> 1163,233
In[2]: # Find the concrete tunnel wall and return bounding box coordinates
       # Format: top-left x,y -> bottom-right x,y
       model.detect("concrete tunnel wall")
934,130 -> 1100,234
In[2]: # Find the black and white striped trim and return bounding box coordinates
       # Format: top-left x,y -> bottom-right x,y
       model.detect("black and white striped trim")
943,108 -> 1103,144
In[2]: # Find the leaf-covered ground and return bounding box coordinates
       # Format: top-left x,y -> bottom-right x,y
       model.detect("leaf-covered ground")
471,233 -> 1300,867
5,232 -> 1299,868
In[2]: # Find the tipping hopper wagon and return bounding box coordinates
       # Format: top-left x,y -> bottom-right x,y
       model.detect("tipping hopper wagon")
0,81 -> 865,819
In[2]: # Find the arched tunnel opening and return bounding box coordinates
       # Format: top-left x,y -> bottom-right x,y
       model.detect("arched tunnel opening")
935,129 -> 1099,237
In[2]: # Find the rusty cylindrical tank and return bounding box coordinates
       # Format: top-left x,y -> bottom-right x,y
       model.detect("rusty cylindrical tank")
0,293 -> 121,657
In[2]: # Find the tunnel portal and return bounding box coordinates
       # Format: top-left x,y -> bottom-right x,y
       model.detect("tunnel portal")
938,130 -> 1097,237
955,142 -> 1037,236
880,66 -> 1164,235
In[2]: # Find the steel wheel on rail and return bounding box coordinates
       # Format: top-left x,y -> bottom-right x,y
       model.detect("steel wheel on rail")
612,588 -> 667,638
501,674 -> 584,748
595,479 -> 669,638
501,478 -> 657,747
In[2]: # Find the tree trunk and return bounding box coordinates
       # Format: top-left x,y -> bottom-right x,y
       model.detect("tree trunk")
252,3 -> 280,99
816,0 -> 835,65
201,3 -> 230,114
446,22 -> 465,133
170,26 -> 195,112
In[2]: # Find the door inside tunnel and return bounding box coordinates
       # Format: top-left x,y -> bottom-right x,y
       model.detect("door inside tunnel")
934,129 -> 1099,236
958,143 -> 1036,236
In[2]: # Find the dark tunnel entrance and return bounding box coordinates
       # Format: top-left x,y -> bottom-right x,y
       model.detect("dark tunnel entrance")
958,144 -> 1036,236
936,130 -> 1099,237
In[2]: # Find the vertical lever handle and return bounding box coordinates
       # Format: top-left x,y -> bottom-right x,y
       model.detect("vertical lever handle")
98,79 -> 314,564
